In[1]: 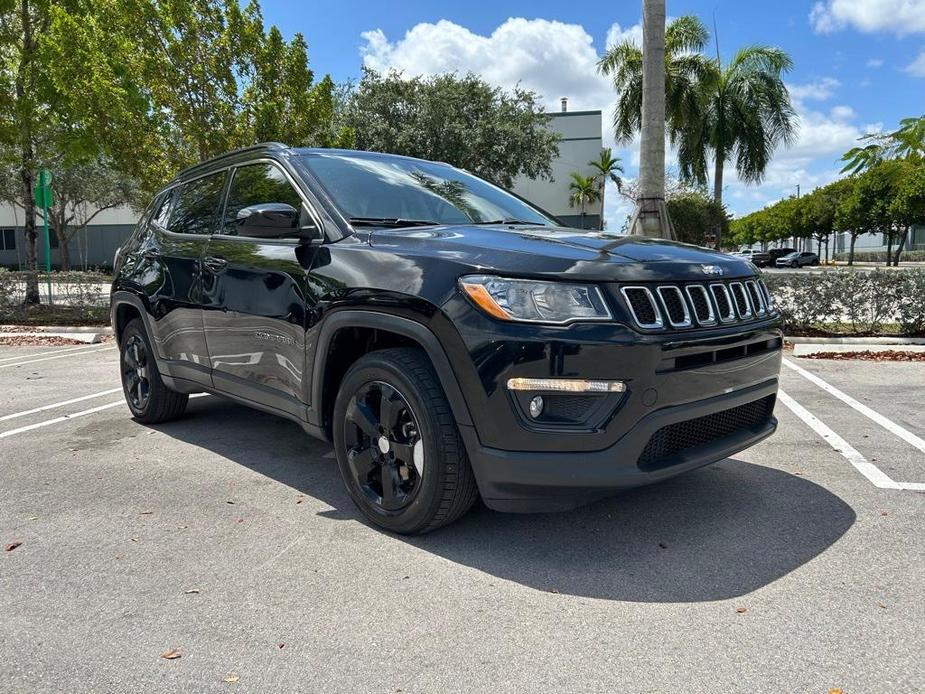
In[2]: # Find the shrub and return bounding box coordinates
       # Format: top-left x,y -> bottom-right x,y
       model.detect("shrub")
761,268 -> 925,336
833,249 -> 925,263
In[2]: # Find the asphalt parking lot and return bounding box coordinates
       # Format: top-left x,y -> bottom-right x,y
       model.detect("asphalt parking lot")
1,344 -> 923,693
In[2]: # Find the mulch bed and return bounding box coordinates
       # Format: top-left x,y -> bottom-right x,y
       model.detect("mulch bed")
800,350 -> 925,362
0,334 -> 114,347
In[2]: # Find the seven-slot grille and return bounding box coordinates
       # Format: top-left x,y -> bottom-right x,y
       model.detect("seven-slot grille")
619,279 -> 774,331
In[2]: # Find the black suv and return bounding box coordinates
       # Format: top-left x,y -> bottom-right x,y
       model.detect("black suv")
111,143 -> 782,533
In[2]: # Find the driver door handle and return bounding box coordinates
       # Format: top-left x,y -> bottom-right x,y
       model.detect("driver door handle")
203,256 -> 227,273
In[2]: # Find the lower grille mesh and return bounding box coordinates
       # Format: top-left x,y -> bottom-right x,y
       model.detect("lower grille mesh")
638,395 -> 775,470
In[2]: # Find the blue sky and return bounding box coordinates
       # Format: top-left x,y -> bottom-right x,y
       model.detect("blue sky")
262,0 -> 925,227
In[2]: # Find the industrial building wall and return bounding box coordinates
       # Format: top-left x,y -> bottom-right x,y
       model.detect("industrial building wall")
512,110 -> 604,230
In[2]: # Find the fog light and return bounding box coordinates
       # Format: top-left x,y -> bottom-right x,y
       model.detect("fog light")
507,378 -> 625,393
529,395 -> 544,418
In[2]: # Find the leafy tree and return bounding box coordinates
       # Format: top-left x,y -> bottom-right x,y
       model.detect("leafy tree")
567,173 -> 600,229
342,70 -> 559,190
667,191 -> 729,247
841,114 -> 925,175
0,0 -> 138,303
0,153 -> 137,269
835,162 -> 904,266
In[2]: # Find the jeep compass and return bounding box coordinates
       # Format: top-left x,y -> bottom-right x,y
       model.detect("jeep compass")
111,143 -> 782,534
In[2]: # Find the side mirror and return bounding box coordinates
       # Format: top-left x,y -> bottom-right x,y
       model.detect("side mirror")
235,203 -> 322,242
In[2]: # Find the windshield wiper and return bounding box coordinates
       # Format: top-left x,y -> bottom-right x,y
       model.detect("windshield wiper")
348,217 -> 439,228
466,219 -> 544,226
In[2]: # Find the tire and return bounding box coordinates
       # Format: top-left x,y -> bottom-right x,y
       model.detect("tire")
119,318 -> 188,423
332,348 -> 478,534
791,261 -> 798,268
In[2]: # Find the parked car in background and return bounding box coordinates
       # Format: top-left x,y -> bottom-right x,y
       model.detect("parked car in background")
768,248 -> 797,264
775,251 -> 819,268
732,248 -> 771,267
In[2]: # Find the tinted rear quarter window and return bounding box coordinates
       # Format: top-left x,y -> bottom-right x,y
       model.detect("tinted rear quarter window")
168,172 -> 227,235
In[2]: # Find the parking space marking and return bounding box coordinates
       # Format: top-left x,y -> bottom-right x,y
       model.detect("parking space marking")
0,392 -> 212,440
783,358 -> 925,456
778,389 -> 922,491
0,344 -> 102,363
0,400 -> 124,439
0,346 -> 115,369
0,388 -> 123,422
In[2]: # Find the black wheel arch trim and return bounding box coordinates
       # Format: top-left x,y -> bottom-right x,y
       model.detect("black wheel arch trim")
310,310 -> 474,429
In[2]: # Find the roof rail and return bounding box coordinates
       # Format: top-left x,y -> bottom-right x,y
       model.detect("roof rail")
175,142 -> 288,180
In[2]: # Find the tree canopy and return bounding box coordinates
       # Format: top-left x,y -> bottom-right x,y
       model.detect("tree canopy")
341,69 -> 560,190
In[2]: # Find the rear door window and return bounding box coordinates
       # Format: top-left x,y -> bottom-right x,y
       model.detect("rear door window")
168,172 -> 228,235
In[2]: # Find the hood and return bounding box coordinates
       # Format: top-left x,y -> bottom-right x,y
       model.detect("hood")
367,224 -> 757,282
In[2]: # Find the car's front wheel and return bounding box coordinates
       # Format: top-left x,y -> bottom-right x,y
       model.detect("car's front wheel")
119,318 -> 188,423
332,348 -> 478,534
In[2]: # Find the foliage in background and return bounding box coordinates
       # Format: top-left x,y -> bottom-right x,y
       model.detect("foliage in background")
666,191 -> 729,247
567,173 -> 600,228
762,269 -> 925,336
341,69 -> 560,190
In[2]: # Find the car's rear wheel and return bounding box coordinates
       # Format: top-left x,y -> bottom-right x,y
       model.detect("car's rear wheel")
119,318 -> 188,423
332,348 -> 478,534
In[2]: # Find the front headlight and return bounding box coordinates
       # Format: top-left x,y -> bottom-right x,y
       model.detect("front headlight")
458,275 -> 612,324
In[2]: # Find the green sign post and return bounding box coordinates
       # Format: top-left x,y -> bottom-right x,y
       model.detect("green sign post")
33,168 -> 54,304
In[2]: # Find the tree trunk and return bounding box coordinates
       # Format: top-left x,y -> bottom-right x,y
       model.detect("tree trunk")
848,233 -> 857,266
630,0 -> 674,239
16,0 -> 39,304
57,232 -> 71,271
712,153 -> 724,249
885,233 -> 892,267
893,227 -> 908,267
19,160 -> 40,304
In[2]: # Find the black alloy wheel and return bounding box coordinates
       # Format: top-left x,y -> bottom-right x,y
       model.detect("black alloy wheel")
332,348 -> 478,534
122,333 -> 150,410
119,318 -> 188,423
343,381 -> 424,512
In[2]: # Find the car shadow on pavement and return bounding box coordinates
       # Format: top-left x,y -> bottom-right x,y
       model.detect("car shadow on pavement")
153,397 -> 856,603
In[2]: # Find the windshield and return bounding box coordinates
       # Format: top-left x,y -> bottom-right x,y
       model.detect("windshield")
299,152 -> 556,227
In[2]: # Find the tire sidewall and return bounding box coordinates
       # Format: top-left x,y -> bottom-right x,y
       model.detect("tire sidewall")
332,354 -> 447,534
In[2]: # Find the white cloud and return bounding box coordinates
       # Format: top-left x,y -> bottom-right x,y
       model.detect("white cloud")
787,77 -> 841,101
830,105 -> 856,120
810,0 -> 925,35
605,22 -> 642,48
360,18 -> 614,111
866,58 -> 885,67
906,49 -> 925,76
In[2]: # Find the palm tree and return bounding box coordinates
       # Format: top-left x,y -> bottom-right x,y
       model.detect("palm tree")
599,13 -> 797,244
703,46 -> 798,217
599,15 -> 715,187
568,172 -> 601,229
588,148 -> 623,227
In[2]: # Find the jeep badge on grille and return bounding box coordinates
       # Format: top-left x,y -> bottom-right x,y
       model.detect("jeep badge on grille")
700,264 -> 724,276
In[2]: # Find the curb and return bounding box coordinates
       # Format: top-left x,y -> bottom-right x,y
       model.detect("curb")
792,343 -> 925,356
785,336 -> 925,345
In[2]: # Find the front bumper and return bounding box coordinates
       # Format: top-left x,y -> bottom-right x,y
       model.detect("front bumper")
459,378 -> 778,512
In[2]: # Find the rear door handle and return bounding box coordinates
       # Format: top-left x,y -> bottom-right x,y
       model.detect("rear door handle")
142,249 -> 159,260
203,256 -> 227,273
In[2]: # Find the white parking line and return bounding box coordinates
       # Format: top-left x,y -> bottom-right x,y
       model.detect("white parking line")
0,388 -> 123,422
0,401 -> 124,439
0,346 -> 115,369
783,358 -> 925,456
778,389 -> 924,491
0,344 -> 101,363
0,392 -> 211,440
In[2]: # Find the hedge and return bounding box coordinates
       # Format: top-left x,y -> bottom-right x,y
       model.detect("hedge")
762,268 -> 925,336
0,268 -> 110,325
833,249 -> 925,263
